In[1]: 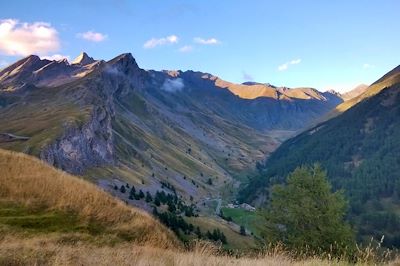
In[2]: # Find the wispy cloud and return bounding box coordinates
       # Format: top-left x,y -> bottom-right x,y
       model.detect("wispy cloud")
0,19 -> 60,56
363,63 -> 374,69
161,78 -> 184,92
143,35 -> 178,49
193,37 -> 220,45
178,45 -> 193,53
77,31 -> 108,42
242,71 -> 254,81
278,58 -> 301,71
40,54 -> 70,61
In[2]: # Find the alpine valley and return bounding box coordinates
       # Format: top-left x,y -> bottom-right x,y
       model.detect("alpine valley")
0,51 -> 398,251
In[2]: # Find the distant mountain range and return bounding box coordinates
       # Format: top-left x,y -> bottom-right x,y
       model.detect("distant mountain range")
240,64 -> 400,247
0,52 -> 361,213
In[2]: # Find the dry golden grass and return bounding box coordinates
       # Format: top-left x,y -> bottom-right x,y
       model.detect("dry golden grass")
0,148 -> 178,249
2,235 -> 399,266
0,236 -> 356,266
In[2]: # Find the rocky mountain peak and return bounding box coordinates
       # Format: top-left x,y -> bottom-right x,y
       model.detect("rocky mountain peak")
72,52 -> 95,66
108,53 -> 137,67
0,55 -> 50,85
103,53 -> 146,93
106,53 -> 142,76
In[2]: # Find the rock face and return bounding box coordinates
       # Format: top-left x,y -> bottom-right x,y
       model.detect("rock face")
40,105 -> 114,174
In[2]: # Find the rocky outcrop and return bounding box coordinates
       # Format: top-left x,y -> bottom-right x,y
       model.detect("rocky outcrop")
40,105 -> 114,174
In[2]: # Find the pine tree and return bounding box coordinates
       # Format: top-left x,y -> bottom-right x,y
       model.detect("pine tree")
154,197 -> 161,206
129,185 -> 136,196
240,225 -> 246,236
145,191 -> 153,202
138,190 -> 145,199
262,165 -> 354,256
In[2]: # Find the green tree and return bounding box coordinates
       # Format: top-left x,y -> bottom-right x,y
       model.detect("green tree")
240,225 -> 246,236
145,191 -> 153,202
154,196 -> 161,206
138,190 -> 145,199
262,165 -> 354,256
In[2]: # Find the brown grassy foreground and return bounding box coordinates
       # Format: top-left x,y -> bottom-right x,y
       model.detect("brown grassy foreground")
0,148 -> 399,265
0,148 -> 178,248
2,236 -> 400,266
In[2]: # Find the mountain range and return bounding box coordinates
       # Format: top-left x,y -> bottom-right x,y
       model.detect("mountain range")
0,52 -> 350,207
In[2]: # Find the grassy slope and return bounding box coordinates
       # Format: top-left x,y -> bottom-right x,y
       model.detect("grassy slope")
90,90 -> 278,203
186,216 -> 258,250
1,237 -> 360,266
0,148 -> 178,248
221,207 -> 265,237
0,84 -> 92,156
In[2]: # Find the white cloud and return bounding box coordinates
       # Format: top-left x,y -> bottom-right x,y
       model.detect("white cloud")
278,58 -> 301,71
40,54 -> 70,61
143,35 -> 178,49
193,37 -> 220,45
77,31 -> 107,42
363,63 -> 374,69
290,59 -> 301,64
0,19 -> 60,56
178,45 -> 193,53
242,71 -> 254,81
278,64 -> 288,71
161,78 -> 184,92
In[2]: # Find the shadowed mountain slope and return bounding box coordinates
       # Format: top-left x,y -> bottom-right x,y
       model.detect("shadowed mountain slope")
240,65 -> 400,247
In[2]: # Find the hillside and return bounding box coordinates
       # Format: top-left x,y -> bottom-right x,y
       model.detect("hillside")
240,65 -> 400,247
0,148 -> 178,248
341,84 -> 369,101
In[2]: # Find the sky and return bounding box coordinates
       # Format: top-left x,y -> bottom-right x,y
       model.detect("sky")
0,0 -> 399,93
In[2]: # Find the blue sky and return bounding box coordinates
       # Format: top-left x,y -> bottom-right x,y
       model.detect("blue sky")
0,0 -> 399,92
